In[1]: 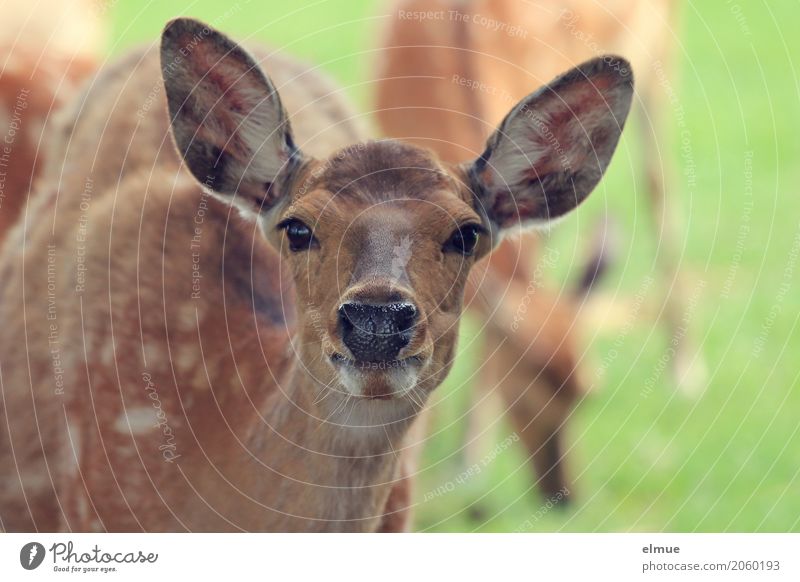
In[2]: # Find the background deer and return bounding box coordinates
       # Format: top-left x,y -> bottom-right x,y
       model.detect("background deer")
375,0 -> 692,501
0,0 -> 103,243
0,18 -> 632,531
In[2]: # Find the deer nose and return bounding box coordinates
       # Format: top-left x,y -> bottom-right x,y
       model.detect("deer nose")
338,302 -> 418,362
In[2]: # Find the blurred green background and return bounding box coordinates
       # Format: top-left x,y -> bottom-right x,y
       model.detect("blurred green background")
105,0 -> 799,531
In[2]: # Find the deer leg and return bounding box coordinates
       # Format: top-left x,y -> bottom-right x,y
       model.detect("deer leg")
464,238 -> 584,502
638,90 -> 707,394
487,326 -> 575,502
502,380 -> 572,503
376,469 -> 414,532
377,413 -> 428,532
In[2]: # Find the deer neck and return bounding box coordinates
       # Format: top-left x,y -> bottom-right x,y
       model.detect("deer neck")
238,349 -> 422,530
270,354 -> 420,456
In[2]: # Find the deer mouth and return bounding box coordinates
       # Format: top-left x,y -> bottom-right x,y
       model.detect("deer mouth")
330,352 -> 424,371
329,352 -> 426,399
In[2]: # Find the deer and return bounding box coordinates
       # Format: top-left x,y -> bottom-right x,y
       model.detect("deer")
374,0 -> 690,502
0,17 -> 632,532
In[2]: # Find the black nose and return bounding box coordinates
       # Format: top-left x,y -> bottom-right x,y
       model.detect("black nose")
338,302 -> 418,362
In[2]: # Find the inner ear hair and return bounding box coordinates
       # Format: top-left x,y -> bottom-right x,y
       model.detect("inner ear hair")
160,17 -> 302,219
469,55 -> 634,234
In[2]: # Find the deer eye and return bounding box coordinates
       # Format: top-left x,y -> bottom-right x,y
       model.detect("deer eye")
278,218 -> 317,251
444,224 -> 482,256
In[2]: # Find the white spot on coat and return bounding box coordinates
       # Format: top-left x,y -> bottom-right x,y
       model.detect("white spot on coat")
114,407 -> 156,435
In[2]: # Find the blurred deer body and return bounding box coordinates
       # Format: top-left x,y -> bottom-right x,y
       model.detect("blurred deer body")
376,0 -> 679,499
0,1 -> 103,241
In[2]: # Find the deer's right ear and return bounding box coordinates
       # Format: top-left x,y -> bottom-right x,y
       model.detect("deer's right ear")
161,18 -> 301,218
466,56 -> 633,241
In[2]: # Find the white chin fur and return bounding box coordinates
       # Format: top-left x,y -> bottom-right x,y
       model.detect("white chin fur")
337,363 -> 419,399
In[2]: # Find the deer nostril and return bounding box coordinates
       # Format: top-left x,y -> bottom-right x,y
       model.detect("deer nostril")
338,304 -> 354,335
393,303 -> 417,332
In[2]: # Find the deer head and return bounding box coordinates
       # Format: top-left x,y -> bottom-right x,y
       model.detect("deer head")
160,18 -> 633,412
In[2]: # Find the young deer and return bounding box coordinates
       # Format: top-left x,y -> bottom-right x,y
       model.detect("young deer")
375,0 -> 682,500
0,18 -> 632,532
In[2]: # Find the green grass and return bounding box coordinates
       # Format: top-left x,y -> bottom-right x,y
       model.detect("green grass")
107,0 -> 800,531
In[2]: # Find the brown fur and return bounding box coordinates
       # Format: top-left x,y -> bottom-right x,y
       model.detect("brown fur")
0,24 -> 99,243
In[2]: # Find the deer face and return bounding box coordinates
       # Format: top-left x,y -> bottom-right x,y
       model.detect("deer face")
270,141 -> 487,400
161,18 -> 633,402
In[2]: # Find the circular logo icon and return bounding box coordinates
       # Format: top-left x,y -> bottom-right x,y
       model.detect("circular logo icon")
19,542 -> 46,570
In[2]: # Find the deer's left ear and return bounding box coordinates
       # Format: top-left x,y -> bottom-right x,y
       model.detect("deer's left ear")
467,56 -> 634,237
161,18 -> 302,218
